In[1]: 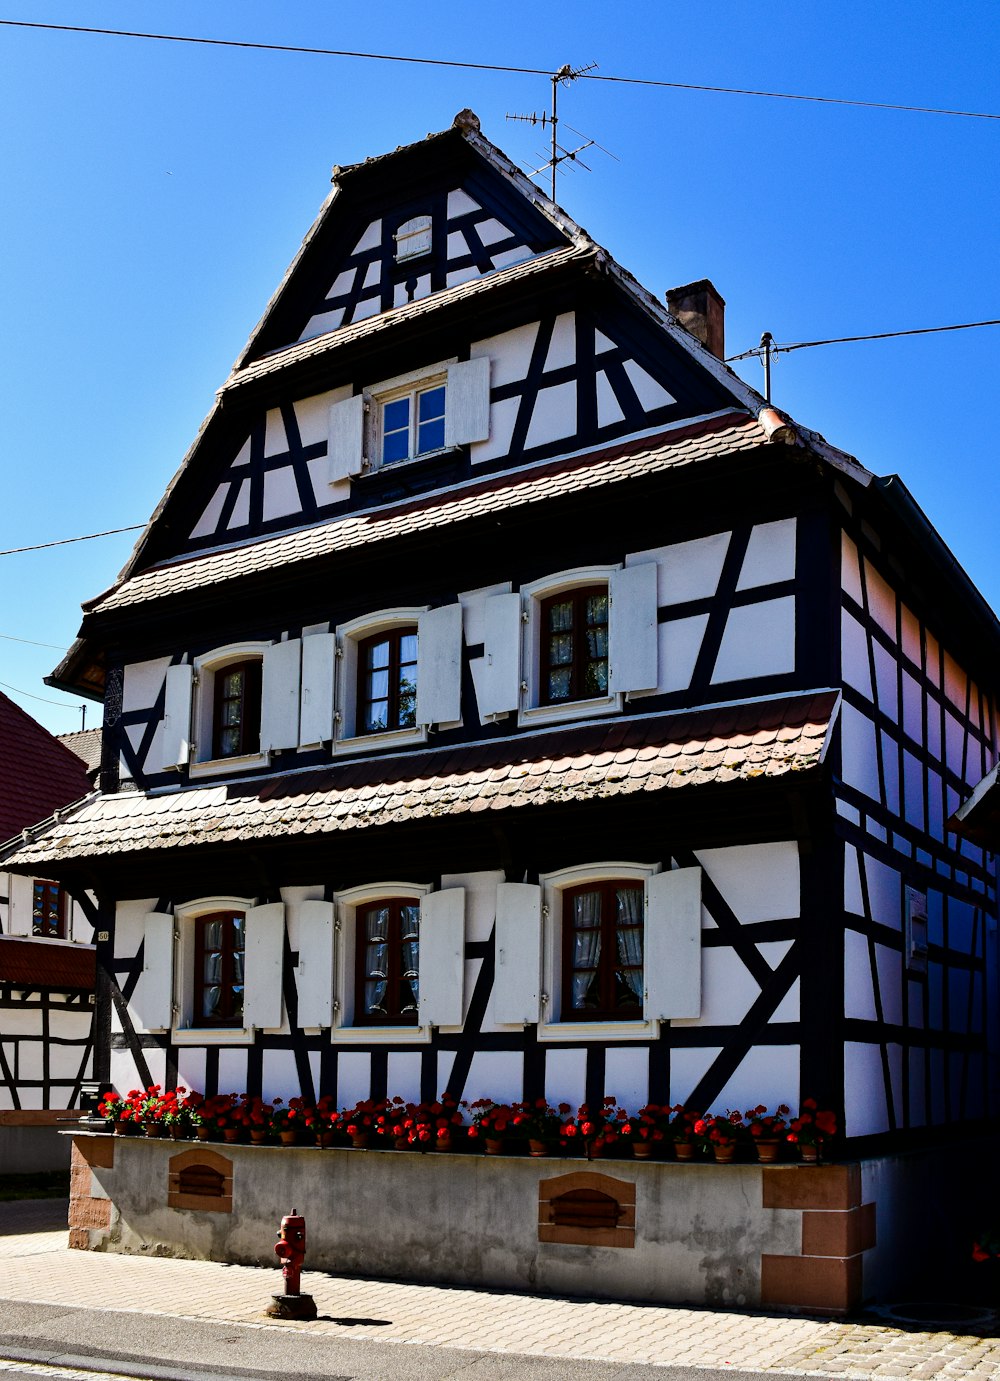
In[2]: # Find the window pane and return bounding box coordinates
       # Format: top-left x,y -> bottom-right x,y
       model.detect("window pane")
231,987 -> 244,1022
417,416 -> 445,453
365,701 -> 388,732
550,632 -> 573,665
549,600 -> 573,632
203,985 -> 222,1020
584,660 -> 609,696
367,639 -> 390,671
383,428 -> 410,465
399,633 -> 418,665
383,397 -> 410,432
418,385 -> 445,423
548,667 -> 572,701
222,669 -> 243,698
367,668 -> 389,701
222,699 -> 242,727
398,678 -> 416,728
586,593 -> 608,625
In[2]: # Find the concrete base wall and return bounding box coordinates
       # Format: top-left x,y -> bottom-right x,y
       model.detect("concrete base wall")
69,1134 -> 999,1313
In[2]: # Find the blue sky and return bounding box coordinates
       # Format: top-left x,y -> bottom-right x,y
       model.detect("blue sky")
1,2 -> 998,736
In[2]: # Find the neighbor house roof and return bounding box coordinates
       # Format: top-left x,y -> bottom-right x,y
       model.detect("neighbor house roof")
58,727 -> 103,778
0,693 -> 93,846
0,935 -> 95,989
1,691 -> 838,870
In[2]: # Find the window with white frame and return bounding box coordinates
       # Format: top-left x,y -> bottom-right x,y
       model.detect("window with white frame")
492,862 -> 703,1040
335,605 -> 462,750
327,358 -> 490,485
136,896 -> 285,1046
468,563 -> 659,727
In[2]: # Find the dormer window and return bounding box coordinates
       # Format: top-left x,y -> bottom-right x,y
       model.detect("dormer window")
394,215 -> 432,262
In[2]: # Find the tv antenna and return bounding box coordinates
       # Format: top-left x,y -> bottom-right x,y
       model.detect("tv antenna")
507,62 -> 618,203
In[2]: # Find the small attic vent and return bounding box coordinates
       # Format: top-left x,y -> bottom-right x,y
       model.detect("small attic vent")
395,216 -> 432,262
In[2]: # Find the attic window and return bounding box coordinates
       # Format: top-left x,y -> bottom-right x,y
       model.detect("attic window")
394,216 -> 432,262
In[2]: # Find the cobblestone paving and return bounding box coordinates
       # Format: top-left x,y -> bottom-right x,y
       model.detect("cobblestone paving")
1,1201 -> 998,1378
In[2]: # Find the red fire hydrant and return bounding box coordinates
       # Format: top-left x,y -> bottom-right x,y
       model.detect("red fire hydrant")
265,1209 -> 317,1320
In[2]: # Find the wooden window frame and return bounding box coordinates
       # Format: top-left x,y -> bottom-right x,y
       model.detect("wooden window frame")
377,380 -> 447,468
32,880 -> 65,939
211,659 -> 262,760
356,626 -> 418,735
560,879 -> 644,1022
193,910 -> 246,1028
353,897 -> 420,1027
539,584 -> 609,706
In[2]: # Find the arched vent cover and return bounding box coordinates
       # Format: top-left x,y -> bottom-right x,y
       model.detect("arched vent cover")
167,1148 -> 233,1214
538,1171 -> 635,1248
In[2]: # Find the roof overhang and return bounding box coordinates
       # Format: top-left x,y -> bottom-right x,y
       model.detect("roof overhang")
950,760 -> 1000,848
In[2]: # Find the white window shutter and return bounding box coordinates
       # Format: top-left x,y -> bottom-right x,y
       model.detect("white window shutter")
609,562 -> 659,693
328,393 -> 366,482
418,888 -> 465,1027
478,592 -> 522,719
160,664 -> 193,770
493,882 -> 542,1025
244,902 -> 285,1030
295,900 -> 335,1027
416,604 -> 462,726
137,912 -> 174,1032
645,867 -> 702,1020
260,640 -> 301,752
445,357 -> 491,446
299,633 -> 336,747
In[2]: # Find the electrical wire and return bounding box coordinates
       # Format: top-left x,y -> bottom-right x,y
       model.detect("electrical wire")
2,20 -> 999,120
0,524 -> 143,557
0,632 -> 66,650
726,317 -> 1000,361
0,678 -> 80,708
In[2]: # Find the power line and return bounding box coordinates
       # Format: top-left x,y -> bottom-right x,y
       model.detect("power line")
727,317 -> 1000,362
3,20 -> 999,121
0,678 -> 80,708
0,631 -> 66,651
0,524 -> 143,557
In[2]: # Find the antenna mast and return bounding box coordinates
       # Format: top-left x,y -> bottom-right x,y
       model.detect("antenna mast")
507,61 -> 613,204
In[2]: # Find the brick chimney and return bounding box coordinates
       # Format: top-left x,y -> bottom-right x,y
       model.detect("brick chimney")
666,279 -> 726,360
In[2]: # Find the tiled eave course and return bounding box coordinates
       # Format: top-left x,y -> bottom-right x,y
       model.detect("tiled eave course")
226,245 -> 594,394
2,692 -> 838,871
86,412 -> 767,615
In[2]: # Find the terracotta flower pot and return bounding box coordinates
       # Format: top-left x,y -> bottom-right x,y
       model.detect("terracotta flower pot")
586,1139 -> 605,1160
394,1135 -> 410,1151
350,1132 -> 369,1149
250,1129 -> 268,1145
712,1142 -> 737,1163
144,1124 -> 164,1138
755,1139 -> 782,1163
195,1126 -> 210,1141
315,1130 -> 335,1148
528,1139 -> 549,1158
484,1136 -> 504,1155
168,1126 -> 182,1140
278,1129 -> 297,1146
223,1127 -> 240,1144
435,1131 -> 453,1153
799,1143 -> 819,1163
632,1141 -> 654,1159
673,1141 -> 695,1160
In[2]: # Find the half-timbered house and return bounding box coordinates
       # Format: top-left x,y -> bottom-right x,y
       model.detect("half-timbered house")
0,693 -> 95,1169
3,111 -> 997,1306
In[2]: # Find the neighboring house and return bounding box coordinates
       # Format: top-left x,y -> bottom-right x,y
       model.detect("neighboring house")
0,693 -> 95,1169
59,727 -> 103,790
1,113 -> 997,1292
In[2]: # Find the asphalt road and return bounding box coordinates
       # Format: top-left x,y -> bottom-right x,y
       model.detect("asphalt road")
0,1299 -> 778,1381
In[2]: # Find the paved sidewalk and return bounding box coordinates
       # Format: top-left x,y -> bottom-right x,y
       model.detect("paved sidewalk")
1,1200 -> 998,1378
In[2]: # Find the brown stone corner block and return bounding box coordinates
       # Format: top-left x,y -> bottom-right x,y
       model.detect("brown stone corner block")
69,1195 -> 111,1231
72,1135 -> 115,1170
802,1202 -> 876,1258
762,1164 -> 861,1212
68,1228 -> 90,1251
761,1252 -> 863,1315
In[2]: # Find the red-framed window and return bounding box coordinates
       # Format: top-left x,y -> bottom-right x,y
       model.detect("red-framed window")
540,586 -> 609,705
32,881 -> 65,938
212,660 -> 262,759
357,627 -> 418,734
354,898 -> 420,1025
194,911 -> 246,1026
561,880 -> 644,1020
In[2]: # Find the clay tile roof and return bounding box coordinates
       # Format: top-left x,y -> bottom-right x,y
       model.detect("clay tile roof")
0,936 -> 95,989
88,413 -> 764,614
58,727 -> 103,778
1,692 -> 839,871
0,693 -> 94,846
